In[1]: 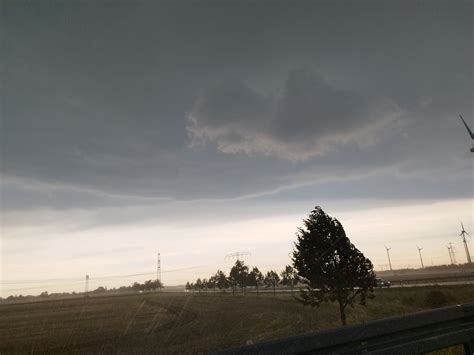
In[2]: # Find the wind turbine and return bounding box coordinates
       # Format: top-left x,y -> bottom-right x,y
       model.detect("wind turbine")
459,114 -> 474,152
447,246 -> 454,265
448,242 -> 457,265
417,246 -> 424,269
385,245 -> 393,271
459,222 -> 472,264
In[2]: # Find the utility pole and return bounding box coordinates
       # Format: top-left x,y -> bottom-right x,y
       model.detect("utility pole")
157,253 -> 162,290
459,223 -> 472,264
417,246 -> 424,269
85,275 -> 89,297
385,246 -> 393,271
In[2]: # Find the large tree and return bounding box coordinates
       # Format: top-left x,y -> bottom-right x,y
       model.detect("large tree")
208,275 -> 217,292
280,265 -> 299,296
264,270 -> 280,296
195,278 -> 203,293
215,270 -> 229,292
248,267 -> 264,294
150,279 -> 163,291
230,260 -> 249,293
202,278 -> 209,292
292,206 -> 376,326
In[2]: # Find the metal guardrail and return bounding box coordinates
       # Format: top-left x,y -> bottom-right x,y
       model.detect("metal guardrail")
214,303 -> 474,354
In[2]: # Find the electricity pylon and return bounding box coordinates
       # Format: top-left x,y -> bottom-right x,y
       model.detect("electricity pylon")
157,253 -> 162,290
225,251 -> 251,262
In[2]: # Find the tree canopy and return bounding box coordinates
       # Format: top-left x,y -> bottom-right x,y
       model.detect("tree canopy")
264,270 -> 280,295
248,267 -> 264,293
229,260 -> 249,292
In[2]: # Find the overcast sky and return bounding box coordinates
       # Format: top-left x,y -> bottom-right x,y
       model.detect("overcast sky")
1,0 -> 473,296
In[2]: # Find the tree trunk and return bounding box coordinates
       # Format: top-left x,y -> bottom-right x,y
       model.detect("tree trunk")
338,299 -> 347,326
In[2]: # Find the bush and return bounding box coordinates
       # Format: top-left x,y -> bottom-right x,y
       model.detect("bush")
400,295 -> 415,306
424,290 -> 451,309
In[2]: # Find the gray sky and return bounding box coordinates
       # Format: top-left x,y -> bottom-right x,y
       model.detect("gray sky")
1,0 -> 473,296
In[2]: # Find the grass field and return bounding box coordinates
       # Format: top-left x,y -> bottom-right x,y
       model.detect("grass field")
1,285 -> 473,354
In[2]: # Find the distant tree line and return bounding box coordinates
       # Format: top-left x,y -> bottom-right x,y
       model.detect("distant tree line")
1,279 -> 164,303
131,279 -> 163,292
84,279 -> 163,294
185,261 -> 300,296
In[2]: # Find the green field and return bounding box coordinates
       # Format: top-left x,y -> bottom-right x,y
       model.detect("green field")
1,285 -> 473,354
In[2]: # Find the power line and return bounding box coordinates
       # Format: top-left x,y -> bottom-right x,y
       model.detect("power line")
1,263 -> 220,285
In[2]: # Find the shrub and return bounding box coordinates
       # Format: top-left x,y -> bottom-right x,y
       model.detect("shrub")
424,290 -> 451,309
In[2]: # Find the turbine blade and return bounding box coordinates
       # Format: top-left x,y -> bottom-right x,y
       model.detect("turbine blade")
459,115 -> 474,140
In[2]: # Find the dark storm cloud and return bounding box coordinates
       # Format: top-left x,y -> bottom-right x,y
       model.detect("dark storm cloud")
188,70 -> 404,159
1,0 -> 472,210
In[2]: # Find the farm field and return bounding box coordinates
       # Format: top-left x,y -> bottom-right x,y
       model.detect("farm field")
1,285 -> 474,354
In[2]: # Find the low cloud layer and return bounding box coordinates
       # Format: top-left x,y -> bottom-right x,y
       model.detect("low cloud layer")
1,0 -> 472,210
188,70 -> 405,160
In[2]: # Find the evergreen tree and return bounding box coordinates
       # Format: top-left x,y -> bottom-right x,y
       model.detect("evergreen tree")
215,270 -> 229,292
195,278 -> 203,293
230,260 -> 249,293
292,206 -> 376,326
